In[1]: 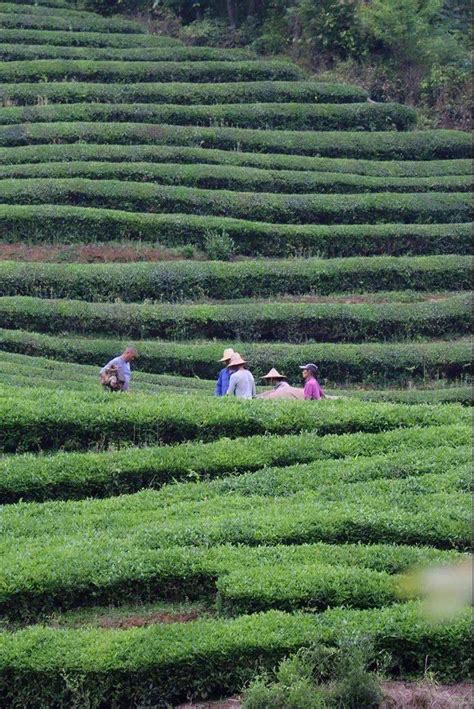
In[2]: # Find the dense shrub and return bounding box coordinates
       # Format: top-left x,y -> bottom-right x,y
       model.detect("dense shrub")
1,179 -> 470,225
0,255 -> 469,302
0,59 -> 304,83
0,80 -> 367,106
0,122 -> 469,158
0,604 -> 470,707
0,102 -> 416,131
1,160 -> 469,194
1,205 -> 471,256
0,327 -> 470,384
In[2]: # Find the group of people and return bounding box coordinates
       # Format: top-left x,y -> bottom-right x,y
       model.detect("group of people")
215,347 -> 325,400
99,346 -> 325,401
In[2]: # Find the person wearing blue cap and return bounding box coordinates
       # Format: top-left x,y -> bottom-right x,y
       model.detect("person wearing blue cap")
299,363 -> 325,400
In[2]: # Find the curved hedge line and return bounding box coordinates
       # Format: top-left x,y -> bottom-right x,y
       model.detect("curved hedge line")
1,205 -> 471,257
0,381 -> 469,452
0,28 -> 181,47
0,59 -> 304,84
0,102 -> 415,132
0,605 -> 470,707
1,294 -> 469,342
0,422 -> 468,502
0,256 -> 469,302
1,160 -> 468,194
0,2 -> 94,17
0,43 -> 267,63
0,11 -> 143,33
0,122 -> 469,158
7,0 -> 69,6
0,81 -> 368,107
0,102 -> 415,133
0,328 -> 471,383
0,142 -> 470,176
1,179 -> 470,224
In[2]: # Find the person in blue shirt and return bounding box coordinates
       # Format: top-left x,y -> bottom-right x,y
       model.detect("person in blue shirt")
214,347 -> 234,396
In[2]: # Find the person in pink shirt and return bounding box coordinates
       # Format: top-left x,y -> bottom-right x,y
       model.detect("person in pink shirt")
299,363 -> 325,400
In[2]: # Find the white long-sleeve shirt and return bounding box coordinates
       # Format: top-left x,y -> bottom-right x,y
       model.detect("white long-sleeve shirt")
227,369 -> 256,399
100,356 -> 131,391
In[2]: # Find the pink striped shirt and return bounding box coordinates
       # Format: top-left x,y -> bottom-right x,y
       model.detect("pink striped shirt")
304,377 -> 324,400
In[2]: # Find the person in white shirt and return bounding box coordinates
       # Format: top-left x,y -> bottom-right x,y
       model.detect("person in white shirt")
100,346 -> 137,391
226,352 -> 256,400
257,368 -> 304,399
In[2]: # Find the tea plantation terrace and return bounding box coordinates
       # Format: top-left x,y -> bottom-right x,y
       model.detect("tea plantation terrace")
0,0 -> 472,705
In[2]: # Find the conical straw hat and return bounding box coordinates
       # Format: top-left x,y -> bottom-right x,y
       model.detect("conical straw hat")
219,347 -> 235,362
261,368 -> 287,380
229,352 -> 247,367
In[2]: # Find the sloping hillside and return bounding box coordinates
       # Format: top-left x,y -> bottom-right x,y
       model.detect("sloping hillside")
0,1 -> 471,706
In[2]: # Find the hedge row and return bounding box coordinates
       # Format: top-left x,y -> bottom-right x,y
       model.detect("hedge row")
0,2 -> 94,18
1,518 -> 464,611
0,81 -> 368,108
2,179 -> 470,225
1,143 -> 470,176
1,294 -> 470,342
0,28 -> 180,47
0,102 -> 416,132
344,386 -> 473,406
1,328 -> 471,383
2,465 -> 468,553
0,59 -> 304,84
1,206 -> 471,257
0,43 -> 275,64
7,0 -> 69,6
1,384 -> 469,452
0,421 -> 468,502
0,256 -> 469,302
2,464 -> 469,549
0,11 -> 144,33
0,123 -> 469,159
1,160 -> 469,195
0,604 -> 470,707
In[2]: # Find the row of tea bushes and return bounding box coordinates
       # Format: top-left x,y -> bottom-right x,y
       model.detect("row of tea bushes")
1,143 -> 469,176
0,123 -> 469,158
0,102 -> 416,131
1,327 -> 470,382
1,422 -> 468,501
0,294 -> 470,341
3,161 -> 469,193
0,255 -> 469,301
0,28 -> 181,47
0,604 -> 470,707
0,59 -> 304,84
1,179 -> 470,224
1,205 -> 471,256
0,10 -> 143,33
0,80 -> 367,107
1,386 -> 468,452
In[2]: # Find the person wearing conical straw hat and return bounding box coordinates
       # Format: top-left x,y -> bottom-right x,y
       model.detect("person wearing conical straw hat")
214,347 -> 235,396
257,368 -> 304,400
226,352 -> 256,399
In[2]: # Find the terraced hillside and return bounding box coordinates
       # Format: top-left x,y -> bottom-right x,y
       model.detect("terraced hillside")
0,1 -> 472,706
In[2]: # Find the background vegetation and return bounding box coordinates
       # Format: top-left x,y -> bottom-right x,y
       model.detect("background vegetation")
76,0 -> 472,130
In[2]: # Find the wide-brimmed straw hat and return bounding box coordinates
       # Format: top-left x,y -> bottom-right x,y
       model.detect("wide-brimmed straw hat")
261,368 -> 287,380
299,363 -> 319,376
219,347 -> 235,362
229,352 -> 247,367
